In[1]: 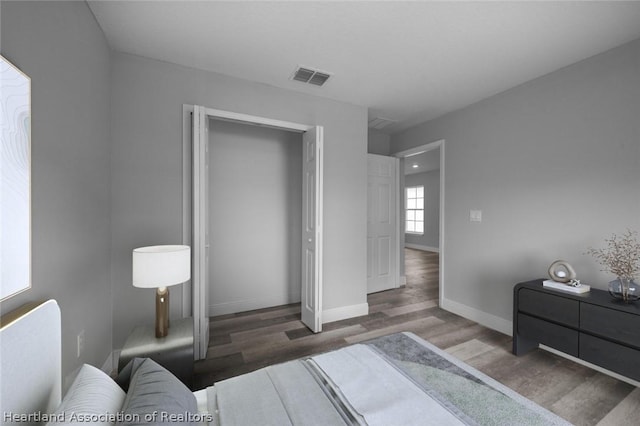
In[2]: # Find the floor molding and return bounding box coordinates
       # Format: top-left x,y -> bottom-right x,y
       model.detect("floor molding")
210,296 -> 301,317
441,297 -> 512,336
405,243 -> 439,253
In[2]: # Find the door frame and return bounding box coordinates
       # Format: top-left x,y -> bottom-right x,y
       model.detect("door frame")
393,139 -> 445,308
182,105 -> 323,359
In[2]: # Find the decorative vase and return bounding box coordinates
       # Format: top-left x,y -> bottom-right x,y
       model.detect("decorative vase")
608,277 -> 640,302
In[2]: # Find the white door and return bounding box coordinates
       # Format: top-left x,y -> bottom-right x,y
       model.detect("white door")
192,105 -> 210,360
367,154 -> 399,293
301,126 -> 323,332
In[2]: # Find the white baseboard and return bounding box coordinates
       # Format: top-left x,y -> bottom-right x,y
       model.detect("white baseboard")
440,298 -> 512,336
210,299 -> 367,325
405,243 -> 439,253
400,275 -> 407,286
322,303 -> 369,324
209,295 -> 301,317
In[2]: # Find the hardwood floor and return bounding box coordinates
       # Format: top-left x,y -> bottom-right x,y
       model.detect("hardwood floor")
194,248 -> 640,425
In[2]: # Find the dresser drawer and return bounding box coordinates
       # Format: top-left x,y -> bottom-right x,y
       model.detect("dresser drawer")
581,304 -> 640,349
517,288 -> 579,327
580,333 -> 640,381
517,313 -> 579,356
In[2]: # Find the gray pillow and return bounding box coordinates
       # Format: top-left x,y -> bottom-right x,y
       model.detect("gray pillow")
47,364 -> 126,425
116,358 -> 197,425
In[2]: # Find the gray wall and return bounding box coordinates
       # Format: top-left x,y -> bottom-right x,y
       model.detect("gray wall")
208,120 -> 302,315
392,38 -> 640,328
368,129 -> 391,155
404,170 -> 440,250
110,52 -> 368,347
0,1 -> 112,382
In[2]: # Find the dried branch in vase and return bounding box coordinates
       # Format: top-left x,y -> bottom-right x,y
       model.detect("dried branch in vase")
586,229 -> 640,280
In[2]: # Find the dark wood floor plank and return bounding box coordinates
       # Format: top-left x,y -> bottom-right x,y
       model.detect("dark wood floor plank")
230,319 -> 303,342
551,374 -> 634,426
597,388 -> 640,426
345,316 -> 444,344
242,324 -> 366,363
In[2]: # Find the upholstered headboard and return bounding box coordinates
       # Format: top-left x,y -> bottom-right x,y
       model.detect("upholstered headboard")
0,300 -> 61,424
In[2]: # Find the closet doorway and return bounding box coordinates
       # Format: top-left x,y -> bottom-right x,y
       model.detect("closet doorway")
184,105 -> 323,360
208,119 -> 302,315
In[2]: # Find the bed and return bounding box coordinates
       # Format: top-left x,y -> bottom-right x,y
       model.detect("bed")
1,300 -> 571,425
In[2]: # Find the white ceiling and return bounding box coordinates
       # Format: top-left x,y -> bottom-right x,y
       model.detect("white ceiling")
87,1 -> 640,134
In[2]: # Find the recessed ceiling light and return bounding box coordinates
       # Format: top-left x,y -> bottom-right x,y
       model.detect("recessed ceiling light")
412,164 -> 419,168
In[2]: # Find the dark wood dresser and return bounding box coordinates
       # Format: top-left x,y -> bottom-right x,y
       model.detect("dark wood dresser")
513,279 -> 640,382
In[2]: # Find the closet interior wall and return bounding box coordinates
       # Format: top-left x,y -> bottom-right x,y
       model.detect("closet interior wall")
207,119 -> 303,316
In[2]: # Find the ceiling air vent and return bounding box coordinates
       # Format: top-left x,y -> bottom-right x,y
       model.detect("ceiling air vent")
368,117 -> 397,130
292,66 -> 332,87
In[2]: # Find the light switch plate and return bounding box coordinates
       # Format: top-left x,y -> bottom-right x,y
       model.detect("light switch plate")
470,209 -> 482,222
77,330 -> 85,358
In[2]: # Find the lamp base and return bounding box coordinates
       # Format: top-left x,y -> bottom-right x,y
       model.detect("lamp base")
155,287 -> 170,338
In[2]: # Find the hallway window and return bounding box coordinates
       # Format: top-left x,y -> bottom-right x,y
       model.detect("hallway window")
406,186 -> 424,234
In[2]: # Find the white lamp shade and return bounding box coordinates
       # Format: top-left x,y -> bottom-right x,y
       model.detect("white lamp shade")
132,245 -> 191,288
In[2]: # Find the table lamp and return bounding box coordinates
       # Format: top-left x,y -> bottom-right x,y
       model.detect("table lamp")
132,245 -> 191,337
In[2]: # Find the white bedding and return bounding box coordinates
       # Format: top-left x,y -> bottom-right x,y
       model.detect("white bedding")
312,345 -> 465,426
202,344 -> 469,426
207,358 -> 351,426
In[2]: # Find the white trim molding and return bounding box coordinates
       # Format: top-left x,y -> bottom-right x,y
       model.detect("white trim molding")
322,303 -> 369,324
405,243 -> 440,253
181,104 -> 193,318
204,107 -> 312,133
440,298 -> 512,336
